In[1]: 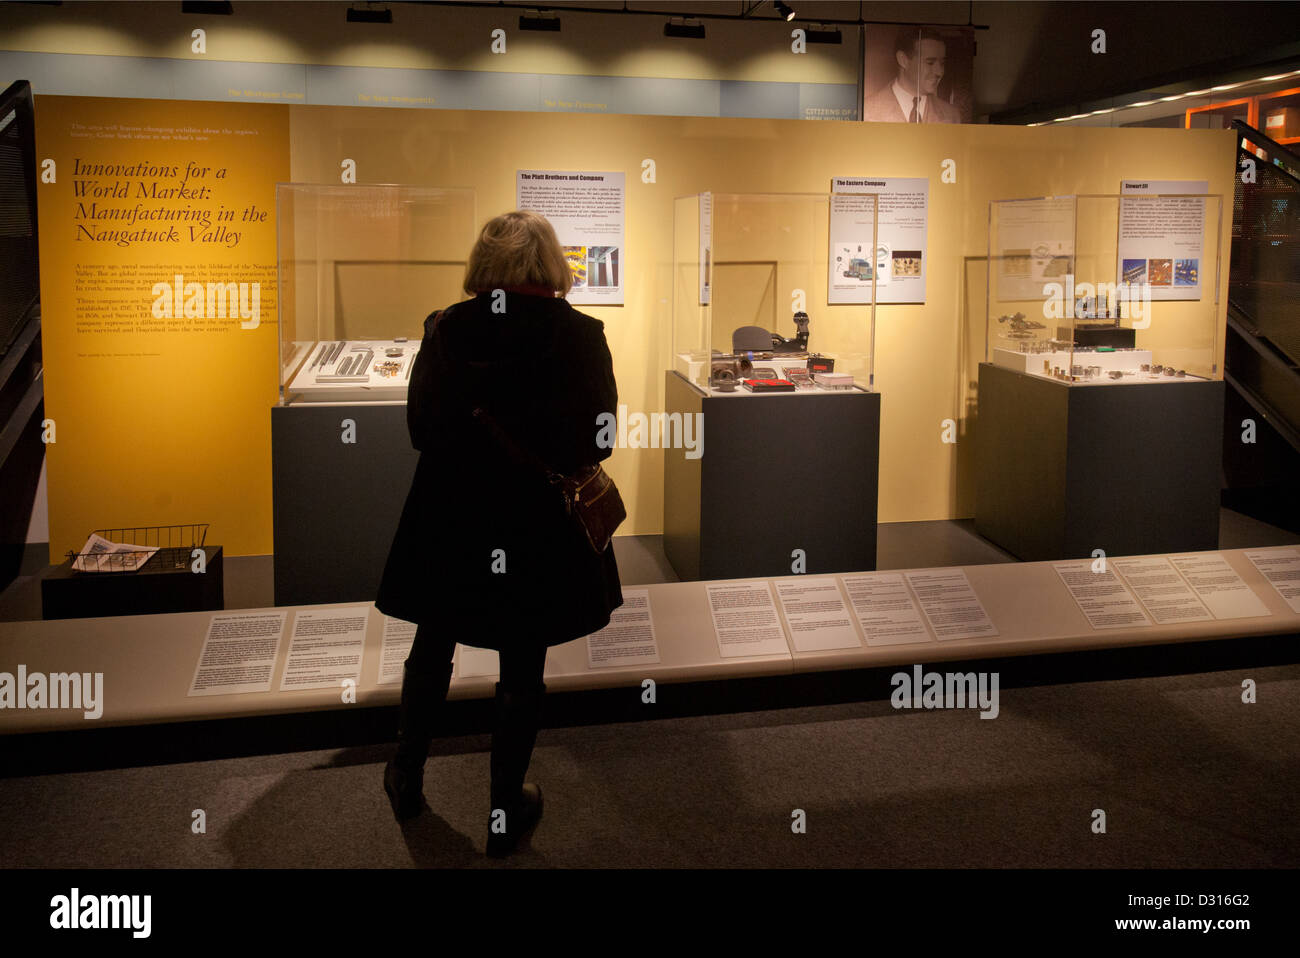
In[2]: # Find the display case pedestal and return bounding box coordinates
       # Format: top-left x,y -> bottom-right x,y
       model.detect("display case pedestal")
974,363 -> 1223,561
271,404 -> 418,607
664,370 -> 880,581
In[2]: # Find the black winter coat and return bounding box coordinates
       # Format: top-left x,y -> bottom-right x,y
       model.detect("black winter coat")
375,290 -> 623,651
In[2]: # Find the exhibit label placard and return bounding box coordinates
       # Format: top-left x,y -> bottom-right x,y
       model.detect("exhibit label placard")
1118,180 -> 1208,301
991,196 -> 1075,303
456,644 -> 500,679
829,176 -> 928,304
188,611 -> 286,697
705,582 -> 791,658
1111,557 -> 1212,625
516,169 -> 625,305
378,615 -> 418,685
699,191 -> 712,306
773,578 -> 862,652
904,570 -> 998,640
586,588 -> 661,667
1168,554 -> 1270,620
1054,562 -> 1150,630
1245,549 -> 1300,613
841,573 -> 934,646
279,607 -> 367,691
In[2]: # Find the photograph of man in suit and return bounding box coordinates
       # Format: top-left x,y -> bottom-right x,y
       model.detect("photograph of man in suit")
863,27 -> 961,124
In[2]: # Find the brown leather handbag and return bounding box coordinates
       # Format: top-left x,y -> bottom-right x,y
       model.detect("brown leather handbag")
471,406 -> 626,554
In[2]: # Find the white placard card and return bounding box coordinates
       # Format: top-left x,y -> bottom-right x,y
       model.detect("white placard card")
841,573 -> 933,646
517,169 -> 625,305
279,607 -> 368,692
587,588 -> 661,668
1245,549 -> 1300,613
1054,562 -> 1150,630
773,578 -> 862,652
378,615 -> 418,685
904,570 -> 998,640
705,582 -> 791,658
189,611 -> 286,697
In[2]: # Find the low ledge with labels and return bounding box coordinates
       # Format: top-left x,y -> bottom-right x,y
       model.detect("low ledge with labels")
2,547 -> 1299,734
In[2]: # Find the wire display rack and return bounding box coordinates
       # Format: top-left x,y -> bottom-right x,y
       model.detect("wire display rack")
65,524 -> 209,573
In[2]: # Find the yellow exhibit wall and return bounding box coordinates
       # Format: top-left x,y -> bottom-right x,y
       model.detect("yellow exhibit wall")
36,95 -> 289,562
286,106 -> 1235,532
36,96 -> 1236,559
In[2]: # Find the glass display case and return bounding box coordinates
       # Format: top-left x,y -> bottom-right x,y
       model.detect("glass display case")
986,193 -> 1224,385
672,191 -> 877,394
276,183 -> 477,405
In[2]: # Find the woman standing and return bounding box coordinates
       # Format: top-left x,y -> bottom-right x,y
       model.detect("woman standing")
375,210 -> 622,857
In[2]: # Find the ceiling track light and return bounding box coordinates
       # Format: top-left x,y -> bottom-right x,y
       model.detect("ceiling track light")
664,17 -> 705,39
804,23 -> 842,44
774,1 -> 796,22
346,4 -> 391,24
181,1 -> 232,13
519,10 -> 560,32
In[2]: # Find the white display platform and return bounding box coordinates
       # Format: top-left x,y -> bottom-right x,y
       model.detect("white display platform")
992,345 -> 1153,379
990,346 -> 1210,386
674,352 -> 864,395
285,339 -> 417,403
2,548 -> 1297,734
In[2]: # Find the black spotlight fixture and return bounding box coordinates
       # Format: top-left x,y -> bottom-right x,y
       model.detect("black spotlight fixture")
182,1 -> 233,13
346,4 -> 392,24
774,1 -> 796,21
664,17 -> 705,39
805,24 -> 842,44
519,10 -> 561,31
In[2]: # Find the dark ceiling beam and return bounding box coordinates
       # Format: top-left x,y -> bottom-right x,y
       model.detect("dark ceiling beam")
990,39 -> 1300,125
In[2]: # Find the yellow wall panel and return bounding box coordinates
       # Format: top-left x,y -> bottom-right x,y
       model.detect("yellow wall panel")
36,95 -> 288,561
35,96 -> 1234,558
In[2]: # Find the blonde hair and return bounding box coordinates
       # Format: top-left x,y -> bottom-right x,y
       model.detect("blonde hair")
463,210 -> 573,296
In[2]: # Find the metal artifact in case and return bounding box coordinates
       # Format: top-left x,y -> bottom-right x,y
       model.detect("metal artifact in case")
671,192 -> 877,395
985,193 -> 1224,385
276,183 -> 477,405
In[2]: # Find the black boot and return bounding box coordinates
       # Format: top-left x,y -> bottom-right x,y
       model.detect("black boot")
384,661 -> 454,822
486,681 -> 547,857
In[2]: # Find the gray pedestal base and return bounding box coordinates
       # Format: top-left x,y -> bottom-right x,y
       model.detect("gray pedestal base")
664,371 -> 880,580
974,363 -> 1223,561
271,404 -> 419,606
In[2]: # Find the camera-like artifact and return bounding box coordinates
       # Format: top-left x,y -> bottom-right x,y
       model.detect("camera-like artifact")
771,311 -> 810,354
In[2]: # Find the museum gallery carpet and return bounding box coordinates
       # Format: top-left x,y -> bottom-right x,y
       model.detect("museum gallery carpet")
0,662 -> 1296,868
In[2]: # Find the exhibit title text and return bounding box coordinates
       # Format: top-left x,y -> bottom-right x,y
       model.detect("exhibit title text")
69,157 -> 260,248
519,173 -> 606,181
